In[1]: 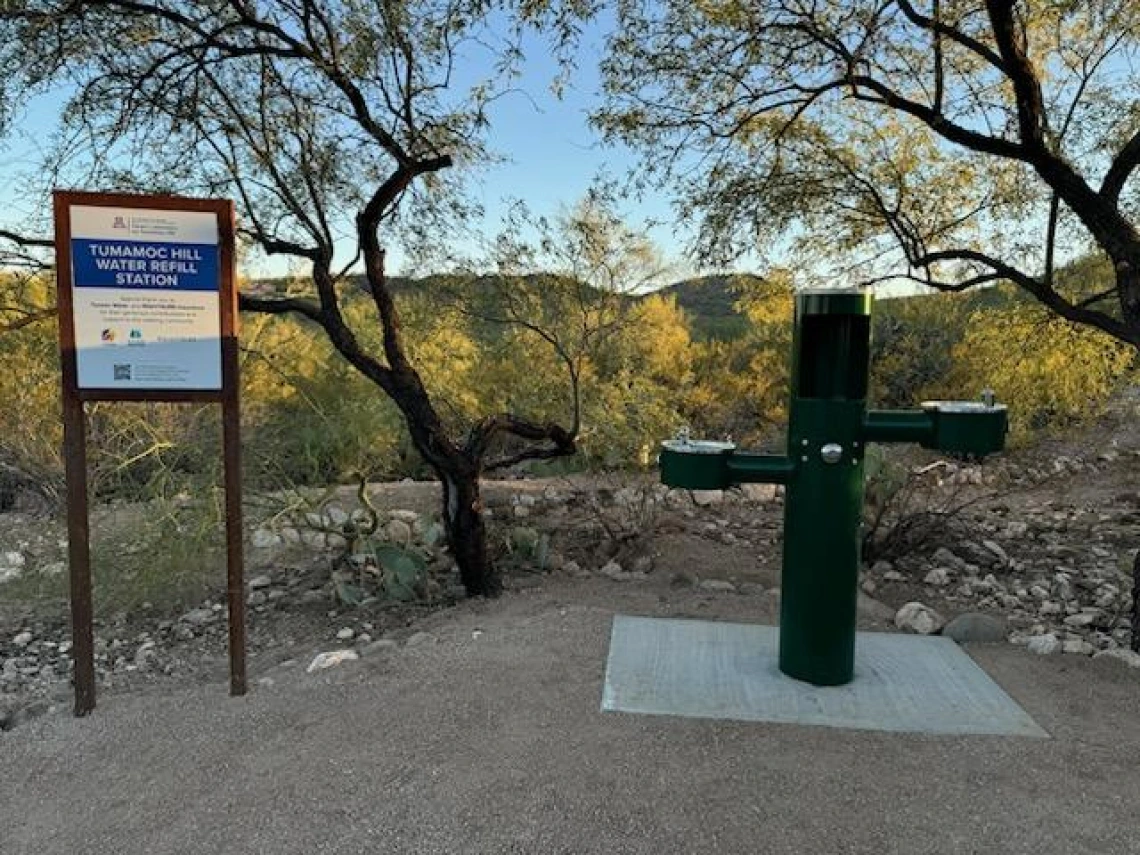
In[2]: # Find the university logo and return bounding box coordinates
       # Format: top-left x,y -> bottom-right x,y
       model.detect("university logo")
112,216 -> 128,230
101,328 -> 116,342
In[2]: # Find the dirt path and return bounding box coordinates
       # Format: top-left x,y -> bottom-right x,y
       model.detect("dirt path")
4,577 -> 1139,855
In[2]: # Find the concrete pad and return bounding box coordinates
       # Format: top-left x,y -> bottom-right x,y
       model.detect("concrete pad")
602,615 -> 1048,737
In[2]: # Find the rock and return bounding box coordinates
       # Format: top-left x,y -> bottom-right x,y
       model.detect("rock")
882,570 -> 906,582
698,579 -> 737,593
598,560 -> 625,579
981,539 -> 1010,566
932,547 -> 967,570
180,607 -> 216,626
389,509 -> 420,524
250,529 -> 281,549
1062,639 -> 1095,656
247,591 -> 267,607
12,630 -> 33,647
561,561 -> 586,578
404,631 -> 435,648
894,602 -> 944,635
942,613 -> 1007,645
1,551 -> 26,569
385,519 -> 413,543
871,560 -> 894,575
512,505 -> 531,519
857,593 -> 896,622
362,639 -> 398,656
300,530 -> 328,548
306,649 -> 359,672
134,642 -> 159,669
630,555 -> 654,575
1093,649 -> 1140,668
956,542 -> 1000,568
1027,633 -> 1060,655
691,490 -> 724,507
336,627 -> 355,641
304,511 -> 328,528
739,483 -> 777,503
923,567 -> 951,586
1063,611 -> 1102,628
248,574 -> 273,590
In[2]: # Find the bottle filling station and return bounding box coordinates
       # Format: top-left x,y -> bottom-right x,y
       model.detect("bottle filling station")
659,290 -> 1008,687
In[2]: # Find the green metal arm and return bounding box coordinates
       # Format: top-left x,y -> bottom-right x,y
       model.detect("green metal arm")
862,410 -> 935,446
727,453 -> 797,485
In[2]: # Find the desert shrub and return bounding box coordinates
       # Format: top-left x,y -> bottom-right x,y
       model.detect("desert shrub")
948,304 -> 1135,442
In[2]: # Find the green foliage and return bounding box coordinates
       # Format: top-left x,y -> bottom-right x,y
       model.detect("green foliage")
948,304 -> 1136,441
870,291 -> 984,408
0,256 -> 1134,537
500,525 -> 551,573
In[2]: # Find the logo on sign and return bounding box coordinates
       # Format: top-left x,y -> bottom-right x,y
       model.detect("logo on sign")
101,328 -> 117,342
112,216 -> 128,230
129,328 -> 143,340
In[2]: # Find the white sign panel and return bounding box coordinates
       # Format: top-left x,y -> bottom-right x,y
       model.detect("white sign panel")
69,206 -> 222,390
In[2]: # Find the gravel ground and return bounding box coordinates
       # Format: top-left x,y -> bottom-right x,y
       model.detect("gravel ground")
3,577 -> 1139,855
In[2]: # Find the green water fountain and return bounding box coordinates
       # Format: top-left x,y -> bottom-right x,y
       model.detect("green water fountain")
660,290 -> 1007,686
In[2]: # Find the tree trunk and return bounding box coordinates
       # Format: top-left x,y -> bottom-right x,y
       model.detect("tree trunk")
1118,261 -> 1140,340
439,465 -> 500,597
1131,548 -> 1139,653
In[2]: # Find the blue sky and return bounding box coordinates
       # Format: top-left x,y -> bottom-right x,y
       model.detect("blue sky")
430,17 -> 700,283
0,14 -> 702,286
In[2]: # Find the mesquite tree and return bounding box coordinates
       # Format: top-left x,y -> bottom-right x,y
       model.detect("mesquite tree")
593,0 -> 1140,650
595,0 -> 1140,346
0,0 -> 579,596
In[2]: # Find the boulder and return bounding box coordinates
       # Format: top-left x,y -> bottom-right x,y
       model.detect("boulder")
923,567 -> 951,587
306,649 -> 359,672
942,613 -> 1007,645
691,490 -> 724,507
894,602 -> 944,635
1093,649 -> 1140,668
1027,633 -> 1060,655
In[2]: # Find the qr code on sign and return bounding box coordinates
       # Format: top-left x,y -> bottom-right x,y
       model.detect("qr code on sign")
113,364 -> 132,381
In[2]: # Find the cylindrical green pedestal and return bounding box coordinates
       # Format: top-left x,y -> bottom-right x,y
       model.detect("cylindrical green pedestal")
779,399 -> 866,685
778,289 -> 872,686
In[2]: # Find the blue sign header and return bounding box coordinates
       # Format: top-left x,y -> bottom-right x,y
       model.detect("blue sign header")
71,238 -> 220,291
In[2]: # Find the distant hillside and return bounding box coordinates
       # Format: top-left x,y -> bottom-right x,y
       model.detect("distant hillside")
654,275 -> 760,341
248,254 -> 1107,345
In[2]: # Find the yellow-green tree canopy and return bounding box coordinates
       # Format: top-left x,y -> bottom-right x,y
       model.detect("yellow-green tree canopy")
594,1 -> 1140,349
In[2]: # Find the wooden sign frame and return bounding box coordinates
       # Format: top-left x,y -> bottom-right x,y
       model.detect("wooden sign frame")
53,190 -> 245,715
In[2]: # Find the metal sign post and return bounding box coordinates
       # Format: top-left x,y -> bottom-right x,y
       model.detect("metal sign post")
659,290 -> 1008,686
53,190 -> 245,716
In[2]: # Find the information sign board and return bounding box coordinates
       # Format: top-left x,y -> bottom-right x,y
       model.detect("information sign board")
53,191 -> 245,717
68,205 -> 223,391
